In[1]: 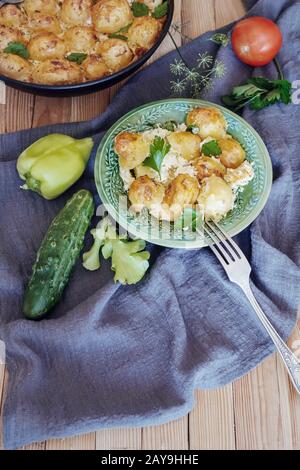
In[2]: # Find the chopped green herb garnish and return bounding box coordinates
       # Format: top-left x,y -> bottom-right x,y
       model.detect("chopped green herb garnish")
67,53 -> 87,64
4,42 -> 29,59
108,33 -> 128,41
131,2 -> 149,17
143,136 -> 170,173
202,140 -> 222,157
162,120 -> 177,132
152,1 -> 168,19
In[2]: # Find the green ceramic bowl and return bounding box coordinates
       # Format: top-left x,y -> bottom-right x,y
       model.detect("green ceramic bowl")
95,99 -> 273,249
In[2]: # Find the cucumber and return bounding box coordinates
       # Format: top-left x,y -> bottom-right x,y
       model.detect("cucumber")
23,190 -> 94,320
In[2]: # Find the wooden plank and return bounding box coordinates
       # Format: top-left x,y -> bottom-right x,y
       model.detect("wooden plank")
46,433 -> 96,450
142,417 -> 189,450
234,354 -> 292,450
214,0 -> 245,27
181,0 -> 216,40
96,428 -> 141,450
189,386 -> 235,450
285,319 -> 300,449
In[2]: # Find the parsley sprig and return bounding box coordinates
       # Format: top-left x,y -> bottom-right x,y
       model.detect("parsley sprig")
222,76 -> 292,111
202,140 -> 222,157
67,53 -> 87,64
143,136 -> 170,173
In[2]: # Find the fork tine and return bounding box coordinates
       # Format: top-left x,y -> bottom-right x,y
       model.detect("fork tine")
206,220 -> 239,261
201,225 -> 231,265
212,221 -> 244,259
207,238 -> 230,269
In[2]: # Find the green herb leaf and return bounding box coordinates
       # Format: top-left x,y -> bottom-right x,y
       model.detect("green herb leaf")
143,136 -> 170,173
210,33 -> 229,47
4,42 -> 29,59
131,1 -> 149,17
186,124 -> 200,134
162,120 -> 177,132
118,23 -> 133,33
202,140 -> 221,157
152,1 -> 168,19
108,33 -> 128,41
222,74 -> 292,112
67,52 -> 87,64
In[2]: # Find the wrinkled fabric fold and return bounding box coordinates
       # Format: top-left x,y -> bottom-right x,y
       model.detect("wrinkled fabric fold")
0,0 -> 300,449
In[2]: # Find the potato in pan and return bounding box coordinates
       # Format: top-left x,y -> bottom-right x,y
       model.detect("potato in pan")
0,0 -> 168,85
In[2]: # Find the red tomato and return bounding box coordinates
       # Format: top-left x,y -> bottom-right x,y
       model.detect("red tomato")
232,16 -> 283,67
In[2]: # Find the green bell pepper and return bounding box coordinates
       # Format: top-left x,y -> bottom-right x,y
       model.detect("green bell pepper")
17,134 -> 94,200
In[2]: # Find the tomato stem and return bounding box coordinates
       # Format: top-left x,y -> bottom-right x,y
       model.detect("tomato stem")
273,57 -> 284,80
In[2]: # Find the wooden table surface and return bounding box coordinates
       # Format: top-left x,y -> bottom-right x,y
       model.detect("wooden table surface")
1,0 -> 300,451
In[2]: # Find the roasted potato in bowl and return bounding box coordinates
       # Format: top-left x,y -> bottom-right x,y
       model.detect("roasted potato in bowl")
128,176 -> 165,212
114,132 -> 149,169
167,132 -> 201,161
186,107 -> 228,140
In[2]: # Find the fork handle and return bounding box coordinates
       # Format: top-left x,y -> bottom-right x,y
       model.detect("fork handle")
242,284 -> 300,393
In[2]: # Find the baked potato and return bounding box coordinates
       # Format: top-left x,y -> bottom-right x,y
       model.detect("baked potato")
198,175 -> 234,221
0,53 -> 31,81
98,38 -> 133,72
127,16 -> 162,51
61,0 -> 93,27
0,5 -> 25,28
64,26 -> 97,53
92,0 -> 133,34
22,0 -> 59,17
0,24 -> 24,51
114,131 -> 150,169
82,54 -> 109,80
128,175 -> 165,212
29,13 -> 62,35
32,59 -> 83,85
167,131 -> 201,161
194,157 -> 226,181
28,32 -> 66,61
186,107 -> 227,140
163,174 -> 199,221
217,137 -> 246,169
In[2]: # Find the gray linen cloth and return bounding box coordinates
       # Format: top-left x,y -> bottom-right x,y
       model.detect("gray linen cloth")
1,0 -> 300,449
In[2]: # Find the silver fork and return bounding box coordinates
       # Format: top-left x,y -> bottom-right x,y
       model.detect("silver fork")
200,220 -> 300,394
